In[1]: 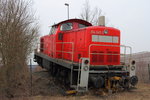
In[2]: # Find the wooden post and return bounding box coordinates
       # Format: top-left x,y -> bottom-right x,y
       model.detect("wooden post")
30,59 -> 33,96
148,64 -> 150,81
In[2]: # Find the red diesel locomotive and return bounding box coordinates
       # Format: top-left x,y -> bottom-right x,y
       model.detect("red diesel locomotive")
34,17 -> 138,92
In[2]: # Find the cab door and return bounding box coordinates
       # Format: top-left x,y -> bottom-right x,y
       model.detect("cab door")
49,26 -> 57,58
56,22 -> 73,60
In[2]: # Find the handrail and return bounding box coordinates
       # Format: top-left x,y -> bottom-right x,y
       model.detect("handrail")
56,42 -> 74,62
77,58 -> 82,91
36,41 -> 132,65
89,44 -> 132,65
35,43 -> 48,52
35,42 -> 74,62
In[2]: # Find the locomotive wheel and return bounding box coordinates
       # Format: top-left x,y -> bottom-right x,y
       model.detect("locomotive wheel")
63,70 -> 78,86
123,79 -> 130,90
51,64 -> 58,77
62,70 -> 68,85
64,70 -> 71,86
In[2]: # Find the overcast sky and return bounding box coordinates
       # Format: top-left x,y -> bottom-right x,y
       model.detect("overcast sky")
33,0 -> 150,53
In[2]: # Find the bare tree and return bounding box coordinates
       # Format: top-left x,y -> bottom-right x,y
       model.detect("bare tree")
0,0 -> 39,97
79,0 -> 102,25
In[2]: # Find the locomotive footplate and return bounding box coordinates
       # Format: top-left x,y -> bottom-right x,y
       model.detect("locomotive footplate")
34,52 -> 126,71
34,52 -> 138,93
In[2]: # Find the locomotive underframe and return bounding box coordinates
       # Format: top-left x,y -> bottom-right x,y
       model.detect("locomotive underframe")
34,51 -> 128,72
34,51 -> 135,92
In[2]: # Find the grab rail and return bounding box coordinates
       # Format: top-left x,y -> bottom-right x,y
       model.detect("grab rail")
56,42 -> 74,62
89,44 -> 132,65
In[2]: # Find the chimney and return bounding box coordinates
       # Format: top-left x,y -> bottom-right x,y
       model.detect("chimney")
98,16 -> 105,26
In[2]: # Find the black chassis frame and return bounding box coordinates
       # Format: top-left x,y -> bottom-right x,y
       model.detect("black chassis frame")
34,52 -> 129,77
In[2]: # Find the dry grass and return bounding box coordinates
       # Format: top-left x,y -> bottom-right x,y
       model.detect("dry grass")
1,83 -> 149,100
1,66 -> 149,100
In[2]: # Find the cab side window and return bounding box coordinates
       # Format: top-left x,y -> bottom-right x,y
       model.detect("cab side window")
60,23 -> 72,31
79,24 -> 88,28
49,26 -> 57,35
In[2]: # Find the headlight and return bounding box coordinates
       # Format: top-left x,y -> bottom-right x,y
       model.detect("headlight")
103,30 -> 108,34
84,60 -> 89,65
131,66 -> 135,71
131,60 -> 135,65
83,66 -> 89,71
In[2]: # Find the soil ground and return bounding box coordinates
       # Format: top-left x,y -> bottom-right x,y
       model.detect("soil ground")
2,67 -> 150,100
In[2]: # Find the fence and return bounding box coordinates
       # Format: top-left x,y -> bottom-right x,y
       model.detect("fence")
132,52 -> 150,83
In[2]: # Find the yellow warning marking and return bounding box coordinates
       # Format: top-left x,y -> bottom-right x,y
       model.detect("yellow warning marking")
66,90 -> 77,95
99,91 -> 107,96
111,76 -> 121,80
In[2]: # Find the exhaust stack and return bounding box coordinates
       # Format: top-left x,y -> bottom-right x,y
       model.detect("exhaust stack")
98,16 -> 105,26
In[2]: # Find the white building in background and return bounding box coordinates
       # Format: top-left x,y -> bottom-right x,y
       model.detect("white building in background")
132,51 -> 150,63
132,51 -> 150,82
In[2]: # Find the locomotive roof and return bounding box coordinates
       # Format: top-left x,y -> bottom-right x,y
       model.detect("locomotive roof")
52,19 -> 92,27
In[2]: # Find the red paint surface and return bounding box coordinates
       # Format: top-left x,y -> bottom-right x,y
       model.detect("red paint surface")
40,19 -> 120,65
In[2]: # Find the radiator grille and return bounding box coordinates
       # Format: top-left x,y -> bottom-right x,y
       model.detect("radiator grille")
98,51 -> 104,63
113,52 -> 119,63
92,51 -> 97,63
107,51 -> 112,63
91,51 -> 104,64
91,51 -> 119,64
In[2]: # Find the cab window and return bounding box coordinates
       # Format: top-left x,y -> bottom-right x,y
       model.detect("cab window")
60,23 -> 72,31
49,26 -> 57,34
79,24 -> 88,28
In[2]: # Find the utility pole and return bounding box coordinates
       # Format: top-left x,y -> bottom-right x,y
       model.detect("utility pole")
148,64 -> 150,81
65,3 -> 69,19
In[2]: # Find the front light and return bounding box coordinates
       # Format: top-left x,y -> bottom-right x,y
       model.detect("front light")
131,60 -> 135,65
131,66 -> 135,71
84,60 -> 89,65
83,66 -> 89,71
103,30 -> 108,34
